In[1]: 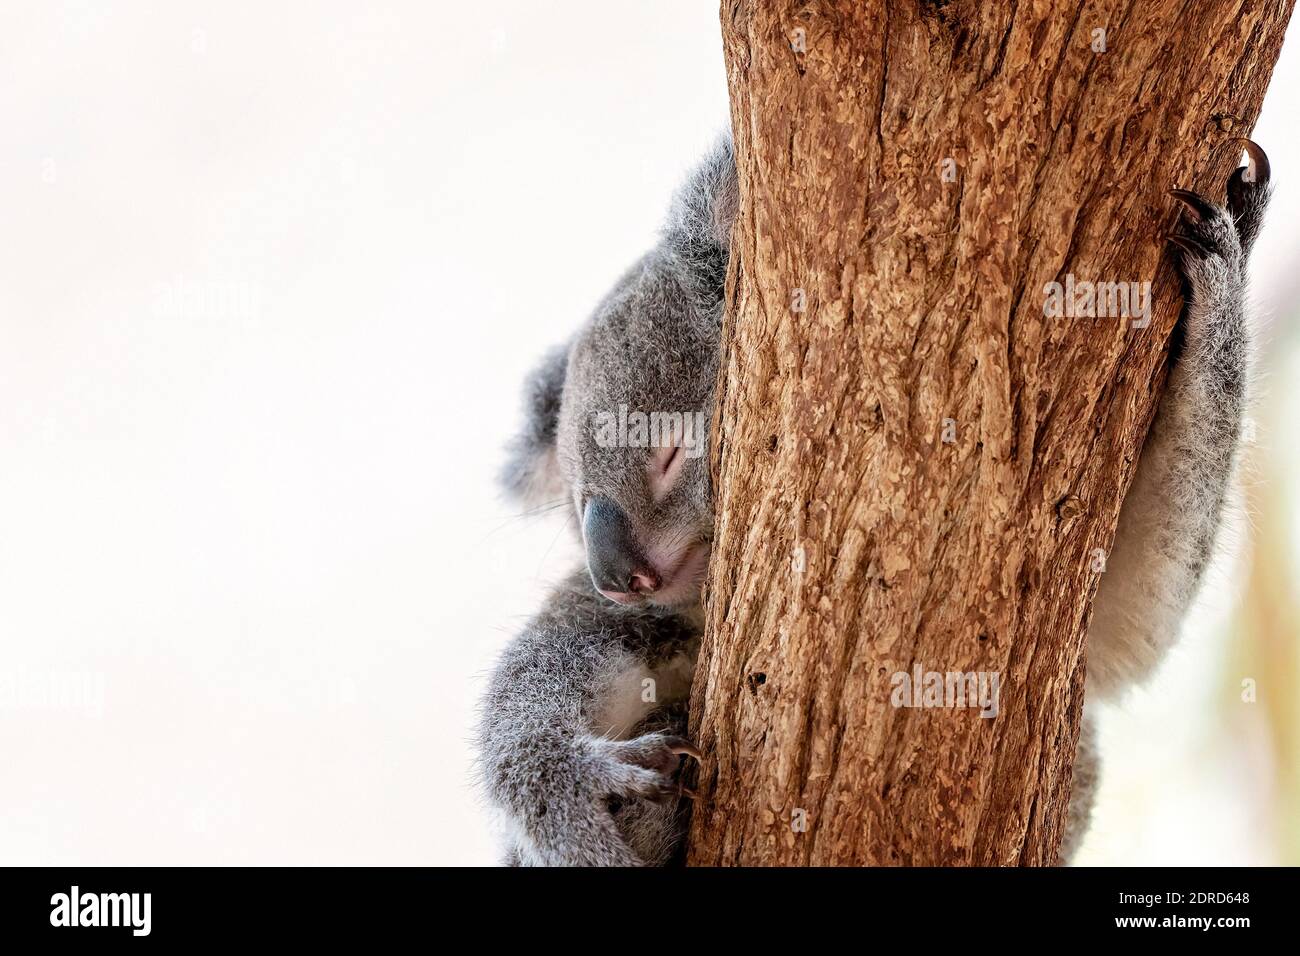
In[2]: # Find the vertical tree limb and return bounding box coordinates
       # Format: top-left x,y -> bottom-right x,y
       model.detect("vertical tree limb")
687,0 -> 1294,866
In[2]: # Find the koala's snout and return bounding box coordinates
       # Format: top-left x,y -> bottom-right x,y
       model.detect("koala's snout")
582,496 -> 660,603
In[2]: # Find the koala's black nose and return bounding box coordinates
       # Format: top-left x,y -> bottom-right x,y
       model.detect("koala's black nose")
582,496 -> 659,598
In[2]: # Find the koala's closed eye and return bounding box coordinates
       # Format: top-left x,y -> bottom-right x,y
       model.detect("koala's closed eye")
649,443 -> 684,501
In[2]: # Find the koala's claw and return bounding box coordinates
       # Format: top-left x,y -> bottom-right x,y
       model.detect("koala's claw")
1167,186 -> 1241,267
1228,138 -> 1271,209
618,733 -> 701,770
1226,139 -> 1272,256
1240,138 -> 1270,184
1165,231 -> 1209,258
665,737 -> 704,761
1168,188 -> 1215,223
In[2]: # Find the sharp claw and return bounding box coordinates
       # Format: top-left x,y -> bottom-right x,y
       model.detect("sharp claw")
1234,138 -> 1271,186
678,785 -> 699,802
1166,232 -> 1207,257
668,741 -> 703,761
1168,188 -> 1214,222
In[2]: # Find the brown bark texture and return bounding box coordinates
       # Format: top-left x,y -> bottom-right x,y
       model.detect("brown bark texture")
687,0 -> 1294,866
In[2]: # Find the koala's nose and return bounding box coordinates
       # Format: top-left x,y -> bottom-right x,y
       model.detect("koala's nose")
582,496 -> 660,599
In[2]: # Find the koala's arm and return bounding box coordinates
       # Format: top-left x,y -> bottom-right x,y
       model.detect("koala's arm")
476,573 -> 698,866
1085,144 -> 1268,699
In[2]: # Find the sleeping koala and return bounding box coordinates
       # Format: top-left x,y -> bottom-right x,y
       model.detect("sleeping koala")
476,133 -> 1269,866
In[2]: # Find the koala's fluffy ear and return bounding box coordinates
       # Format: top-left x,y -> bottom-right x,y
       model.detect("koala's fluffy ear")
500,343 -> 570,507
662,131 -> 738,296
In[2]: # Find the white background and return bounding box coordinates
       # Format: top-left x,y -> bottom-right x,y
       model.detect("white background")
1,2 -> 1295,865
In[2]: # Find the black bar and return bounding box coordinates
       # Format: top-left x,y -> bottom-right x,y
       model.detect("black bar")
0,866 -> 1286,943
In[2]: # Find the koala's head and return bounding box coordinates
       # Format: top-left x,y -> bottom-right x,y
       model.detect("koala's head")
501,134 -> 736,609
502,255 -> 721,609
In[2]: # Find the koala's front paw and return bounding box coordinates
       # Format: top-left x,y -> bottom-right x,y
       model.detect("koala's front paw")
588,732 -> 702,810
1226,139 -> 1271,256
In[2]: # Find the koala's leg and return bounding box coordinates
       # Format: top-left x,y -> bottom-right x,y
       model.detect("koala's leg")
1059,708 -> 1100,865
1085,144 -> 1267,700
607,698 -> 696,867
477,572 -> 699,866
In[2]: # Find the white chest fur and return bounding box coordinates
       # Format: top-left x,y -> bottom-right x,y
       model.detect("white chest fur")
591,645 -> 698,740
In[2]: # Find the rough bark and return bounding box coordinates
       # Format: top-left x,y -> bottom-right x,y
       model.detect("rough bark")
687,0 -> 1293,866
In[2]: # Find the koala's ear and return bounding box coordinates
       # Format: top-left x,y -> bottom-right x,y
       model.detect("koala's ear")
662,130 -> 738,299
500,343 -> 570,507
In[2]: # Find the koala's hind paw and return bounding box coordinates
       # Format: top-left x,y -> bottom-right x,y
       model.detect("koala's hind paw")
595,733 -> 701,807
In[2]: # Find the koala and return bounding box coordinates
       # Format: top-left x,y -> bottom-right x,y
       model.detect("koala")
476,132 -> 1269,866
476,136 -> 733,866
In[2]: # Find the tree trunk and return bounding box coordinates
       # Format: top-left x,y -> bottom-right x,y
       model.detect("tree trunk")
687,0 -> 1294,866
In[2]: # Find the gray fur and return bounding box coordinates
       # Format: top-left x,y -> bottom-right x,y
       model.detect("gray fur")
1087,175 -> 1260,700
476,569 -> 699,866
479,132 -> 1265,866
